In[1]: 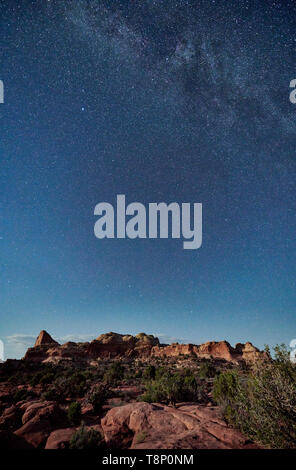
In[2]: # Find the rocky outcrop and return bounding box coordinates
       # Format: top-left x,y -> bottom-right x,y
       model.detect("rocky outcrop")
45,427 -> 76,449
24,331 -> 160,362
14,400 -> 66,448
151,340 -> 262,363
194,341 -> 236,361
234,342 -> 264,362
87,332 -> 159,359
152,343 -> 196,357
101,402 -> 259,449
45,424 -> 103,449
34,330 -> 59,347
24,330 -> 265,364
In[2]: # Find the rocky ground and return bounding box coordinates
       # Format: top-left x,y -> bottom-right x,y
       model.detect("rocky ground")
0,353 -> 259,449
0,330 -> 265,449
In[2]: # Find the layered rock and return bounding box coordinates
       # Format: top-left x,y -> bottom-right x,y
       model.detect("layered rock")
151,340 -> 262,363
152,343 -> 196,357
24,330 -> 264,364
194,341 -> 236,361
234,342 -> 264,362
14,400 -> 66,448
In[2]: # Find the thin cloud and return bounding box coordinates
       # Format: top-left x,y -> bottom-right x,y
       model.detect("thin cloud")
6,334 -> 36,347
57,334 -> 94,343
154,333 -> 189,344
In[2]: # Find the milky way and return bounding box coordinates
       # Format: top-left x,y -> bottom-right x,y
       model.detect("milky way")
1,0 -> 296,358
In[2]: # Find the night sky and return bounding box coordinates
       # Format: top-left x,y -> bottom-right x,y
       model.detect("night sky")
1,0 -> 296,359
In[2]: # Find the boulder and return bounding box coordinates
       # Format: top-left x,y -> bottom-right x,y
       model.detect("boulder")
101,402 -> 259,449
14,401 -> 66,448
45,427 -> 76,449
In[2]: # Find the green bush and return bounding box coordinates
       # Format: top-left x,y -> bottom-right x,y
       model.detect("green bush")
67,401 -> 82,426
85,383 -> 110,414
213,345 -> 296,448
141,370 -> 202,406
198,362 -> 217,379
13,388 -> 33,403
44,372 -> 88,402
42,388 -> 60,401
69,424 -> 104,449
103,361 -> 124,385
143,365 -> 156,380
213,371 -> 240,423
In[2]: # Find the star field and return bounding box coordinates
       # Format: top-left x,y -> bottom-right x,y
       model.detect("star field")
1,0 -> 296,358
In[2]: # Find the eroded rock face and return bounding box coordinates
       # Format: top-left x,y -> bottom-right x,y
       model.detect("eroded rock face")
101,402 -> 259,449
152,341 -> 237,362
25,331 -> 160,362
234,342 -> 265,362
23,331 -> 264,364
152,343 -> 196,358
194,341 -> 236,361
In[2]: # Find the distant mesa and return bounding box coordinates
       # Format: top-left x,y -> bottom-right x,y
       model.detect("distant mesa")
24,330 -> 265,364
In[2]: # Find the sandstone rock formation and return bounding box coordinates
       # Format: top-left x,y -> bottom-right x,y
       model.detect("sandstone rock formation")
45,427 -> 76,449
14,400 -> 66,448
235,342 -> 264,362
101,402 -> 259,449
24,330 -> 264,364
34,330 -> 59,347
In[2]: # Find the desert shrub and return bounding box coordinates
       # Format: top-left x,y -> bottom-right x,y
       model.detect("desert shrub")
198,362 -> 217,379
13,388 -> 34,403
45,372 -> 88,402
67,401 -> 82,425
213,370 -> 240,423
39,372 -> 56,385
135,431 -> 147,444
69,424 -> 104,449
41,389 -> 58,401
29,371 -> 45,386
155,366 -> 168,380
213,345 -> 296,448
103,361 -> 125,385
143,365 -> 156,380
85,383 -> 110,413
141,370 -> 202,406
141,378 -> 167,404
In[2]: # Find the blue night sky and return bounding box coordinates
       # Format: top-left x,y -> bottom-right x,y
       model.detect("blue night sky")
1,0 -> 296,359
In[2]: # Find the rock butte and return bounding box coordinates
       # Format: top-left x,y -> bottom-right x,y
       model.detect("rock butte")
24,331 -> 265,363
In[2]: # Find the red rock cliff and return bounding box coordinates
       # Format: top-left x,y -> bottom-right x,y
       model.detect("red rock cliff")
24,331 -> 264,363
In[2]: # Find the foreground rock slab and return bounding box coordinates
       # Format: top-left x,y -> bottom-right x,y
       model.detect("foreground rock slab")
14,401 -> 66,448
101,402 -> 259,449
